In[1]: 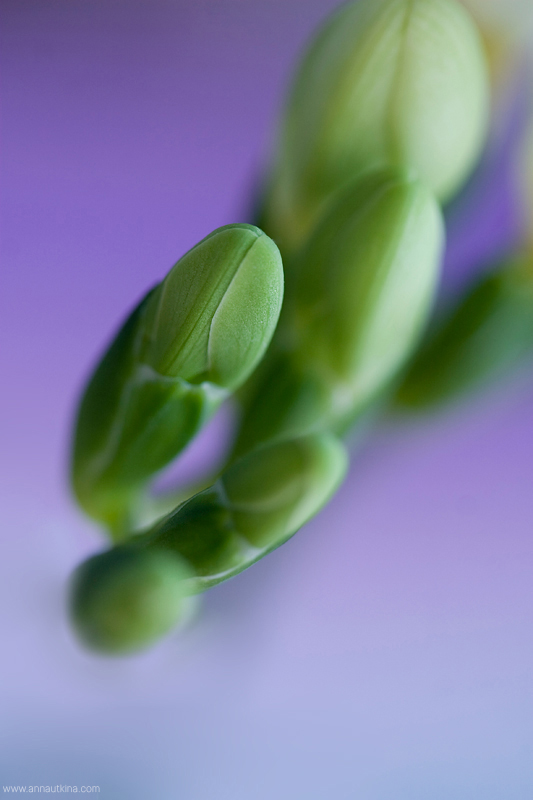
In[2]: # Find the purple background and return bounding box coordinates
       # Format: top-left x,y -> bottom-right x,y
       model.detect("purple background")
1,1 -> 532,797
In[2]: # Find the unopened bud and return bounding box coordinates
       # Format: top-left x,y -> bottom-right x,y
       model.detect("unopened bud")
72,224 -> 283,532
222,434 -> 347,549
238,169 -> 443,452
140,224 -> 283,389
70,547 -> 194,654
70,434 -> 347,651
293,169 -> 443,406
144,434 -> 347,588
264,0 -> 489,251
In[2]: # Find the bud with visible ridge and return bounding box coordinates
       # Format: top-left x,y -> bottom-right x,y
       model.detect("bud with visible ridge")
71,224 -> 283,535
139,224 -> 284,389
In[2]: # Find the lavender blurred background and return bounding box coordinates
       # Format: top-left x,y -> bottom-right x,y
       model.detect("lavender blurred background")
1,1 -> 532,797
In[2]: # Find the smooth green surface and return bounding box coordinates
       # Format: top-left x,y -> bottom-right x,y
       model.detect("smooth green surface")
70,547 -> 193,654
143,434 -> 348,589
237,169 -> 443,454
222,434 -> 347,549
263,0 -> 489,252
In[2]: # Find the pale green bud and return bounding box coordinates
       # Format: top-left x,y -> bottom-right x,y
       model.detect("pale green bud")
143,434 -> 347,589
237,169 -> 443,453
140,224 -> 283,389
396,256 -> 533,409
293,170 -> 443,404
221,433 -> 347,550
70,547 -> 194,654
264,0 -> 489,252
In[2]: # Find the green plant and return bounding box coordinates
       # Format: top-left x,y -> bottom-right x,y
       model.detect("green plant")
71,0 -> 533,654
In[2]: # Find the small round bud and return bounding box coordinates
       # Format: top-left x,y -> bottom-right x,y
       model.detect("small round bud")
222,434 -> 348,549
70,547 -> 193,654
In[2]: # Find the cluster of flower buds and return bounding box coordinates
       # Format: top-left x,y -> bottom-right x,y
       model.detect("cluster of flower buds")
72,224 -> 283,536
392,0 -> 533,410
71,435 -> 346,653
235,168 -> 443,455
69,0 -> 518,654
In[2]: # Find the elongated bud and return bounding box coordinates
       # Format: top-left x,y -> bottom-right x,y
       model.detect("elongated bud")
396,257 -> 533,409
72,224 -> 283,533
237,169 -> 443,453
263,0 -> 489,252
70,547 -> 195,654
145,434 -> 347,589
140,224 -> 283,388
294,170 -> 443,393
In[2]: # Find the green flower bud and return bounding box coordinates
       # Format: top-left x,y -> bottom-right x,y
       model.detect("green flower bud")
70,547 -> 195,654
396,257 -> 533,409
237,169 -> 443,453
140,224 -> 283,388
263,0 -> 489,252
143,434 -> 347,589
294,170 -> 443,397
71,224 -> 283,534
221,433 -> 347,550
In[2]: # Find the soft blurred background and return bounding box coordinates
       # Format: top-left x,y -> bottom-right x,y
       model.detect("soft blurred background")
1,0 -> 532,797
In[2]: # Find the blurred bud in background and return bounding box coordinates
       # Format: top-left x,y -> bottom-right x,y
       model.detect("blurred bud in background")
396,255 -> 533,409
70,546 -> 195,655
383,2 -> 533,415
291,170 -> 443,398
460,0 -> 533,243
236,169 -> 443,454
262,0 -> 489,254
459,1 -> 526,97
